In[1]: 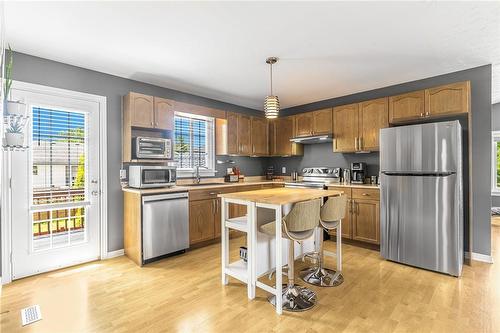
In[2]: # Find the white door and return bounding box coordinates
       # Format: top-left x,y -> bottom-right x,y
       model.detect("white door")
10,86 -> 102,280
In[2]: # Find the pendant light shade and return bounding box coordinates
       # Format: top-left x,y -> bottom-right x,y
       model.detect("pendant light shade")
264,57 -> 280,119
264,95 -> 280,119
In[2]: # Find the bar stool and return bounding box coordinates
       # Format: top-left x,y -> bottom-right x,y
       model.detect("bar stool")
300,194 -> 347,287
259,199 -> 321,312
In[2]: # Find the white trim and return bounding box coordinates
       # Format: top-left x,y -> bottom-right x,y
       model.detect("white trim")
174,111 -> 216,178
1,80 -> 107,284
103,249 -> 124,259
465,251 -> 494,264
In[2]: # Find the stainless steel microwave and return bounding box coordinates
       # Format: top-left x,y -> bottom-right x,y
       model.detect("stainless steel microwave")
132,137 -> 172,160
128,165 -> 176,188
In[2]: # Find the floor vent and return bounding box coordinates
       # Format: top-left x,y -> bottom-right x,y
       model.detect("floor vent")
21,305 -> 42,326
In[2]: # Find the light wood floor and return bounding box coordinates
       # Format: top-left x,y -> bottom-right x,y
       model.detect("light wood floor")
2,225 -> 500,333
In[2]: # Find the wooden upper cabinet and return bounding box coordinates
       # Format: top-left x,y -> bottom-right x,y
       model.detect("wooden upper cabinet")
251,117 -> 268,156
129,92 -> 154,128
268,120 -> 277,156
333,103 -> 359,153
359,98 -> 388,151
153,97 -> 174,130
238,115 -> 252,155
425,81 -> 470,117
226,113 -> 252,156
226,112 -> 239,155
389,90 -> 425,123
275,116 -> 303,156
294,112 -> 314,137
312,108 -> 333,135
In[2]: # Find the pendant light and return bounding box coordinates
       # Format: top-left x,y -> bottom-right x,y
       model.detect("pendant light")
264,57 -> 280,119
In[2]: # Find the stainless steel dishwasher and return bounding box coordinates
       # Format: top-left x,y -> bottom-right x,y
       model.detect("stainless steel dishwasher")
142,191 -> 189,264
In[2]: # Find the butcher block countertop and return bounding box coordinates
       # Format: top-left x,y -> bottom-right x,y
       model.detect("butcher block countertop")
326,183 -> 380,190
122,180 -> 285,195
218,187 -> 343,205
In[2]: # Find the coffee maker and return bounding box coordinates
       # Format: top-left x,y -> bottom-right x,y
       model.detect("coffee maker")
351,162 -> 366,184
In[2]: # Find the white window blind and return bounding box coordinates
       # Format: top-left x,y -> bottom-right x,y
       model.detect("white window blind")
174,112 -> 215,175
31,107 -> 88,251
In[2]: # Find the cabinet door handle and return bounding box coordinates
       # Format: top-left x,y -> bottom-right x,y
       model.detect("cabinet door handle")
362,193 -> 369,196
150,121 -> 154,126
359,137 -> 363,150
425,111 -> 430,117
354,137 -> 358,151
420,112 -> 424,117
215,199 -> 219,213
348,199 -> 352,213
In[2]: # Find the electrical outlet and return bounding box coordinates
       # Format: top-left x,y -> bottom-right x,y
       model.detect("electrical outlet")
120,169 -> 127,180
282,167 -> 286,174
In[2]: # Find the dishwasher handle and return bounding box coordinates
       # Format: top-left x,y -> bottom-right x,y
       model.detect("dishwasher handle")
142,192 -> 188,203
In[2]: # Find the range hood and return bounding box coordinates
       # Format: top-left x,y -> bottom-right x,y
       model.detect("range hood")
290,134 -> 333,144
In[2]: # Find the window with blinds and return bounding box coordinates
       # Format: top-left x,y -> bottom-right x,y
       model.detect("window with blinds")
31,107 -> 88,251
174,112 -> 215,172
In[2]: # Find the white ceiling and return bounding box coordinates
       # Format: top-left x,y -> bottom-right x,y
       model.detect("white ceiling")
4,1 -> 500,110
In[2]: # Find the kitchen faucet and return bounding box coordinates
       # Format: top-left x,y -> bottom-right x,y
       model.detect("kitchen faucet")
194,165 -> 208,184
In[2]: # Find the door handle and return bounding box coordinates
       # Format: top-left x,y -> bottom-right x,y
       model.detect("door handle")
91,190 -> 100,196
91,179 -> 98,184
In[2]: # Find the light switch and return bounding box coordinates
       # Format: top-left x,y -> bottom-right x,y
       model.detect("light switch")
120,169 -> 127,180
282,167 -> 286,174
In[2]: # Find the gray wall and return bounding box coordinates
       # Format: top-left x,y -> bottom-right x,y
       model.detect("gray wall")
8,51 -> 493,257
492,103 -> 500,207
273,65 -> 492,256
10,51 -> 266,252
269,145 -> 379,178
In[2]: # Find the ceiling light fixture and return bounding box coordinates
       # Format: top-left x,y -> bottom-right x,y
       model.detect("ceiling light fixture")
264,57 -> 279,119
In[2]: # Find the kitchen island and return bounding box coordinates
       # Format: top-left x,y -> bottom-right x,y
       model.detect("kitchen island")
218,187 -> 342,314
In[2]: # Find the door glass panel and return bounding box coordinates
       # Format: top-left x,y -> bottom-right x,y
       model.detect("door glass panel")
31,107 -> 88,252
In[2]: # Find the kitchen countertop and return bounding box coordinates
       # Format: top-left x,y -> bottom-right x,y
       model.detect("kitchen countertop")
326,183 -> 380,190
122,180 -> 285,195
219,187 -> 342,205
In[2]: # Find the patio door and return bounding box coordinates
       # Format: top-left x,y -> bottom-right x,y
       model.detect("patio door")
10,86 -> 102,280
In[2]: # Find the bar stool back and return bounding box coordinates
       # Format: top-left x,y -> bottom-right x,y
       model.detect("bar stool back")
259,198 -> 321,312
300,194 -> 347,287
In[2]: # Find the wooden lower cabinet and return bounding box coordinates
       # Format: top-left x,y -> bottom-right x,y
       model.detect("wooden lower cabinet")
189,199 -> 217,244
189,183 -> 283,245
327,186 -> 380,245
352,199 -> 380,244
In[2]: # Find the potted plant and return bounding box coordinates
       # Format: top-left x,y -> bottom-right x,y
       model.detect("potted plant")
4,45 -> 26,117
5,120 -> 25,147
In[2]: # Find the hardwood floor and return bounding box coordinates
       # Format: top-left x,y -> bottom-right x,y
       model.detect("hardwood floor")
2,224 -> 500,333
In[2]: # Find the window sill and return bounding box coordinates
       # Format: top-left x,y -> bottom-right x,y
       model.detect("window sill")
177,169 -> 217,178
492,191 -> 500,197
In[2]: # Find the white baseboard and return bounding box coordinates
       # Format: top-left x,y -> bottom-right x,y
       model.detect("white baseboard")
465,252 -> 494,264
103,249 -> 125,259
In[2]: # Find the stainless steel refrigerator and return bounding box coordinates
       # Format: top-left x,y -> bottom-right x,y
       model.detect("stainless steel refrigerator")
380,120 -> 463,276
